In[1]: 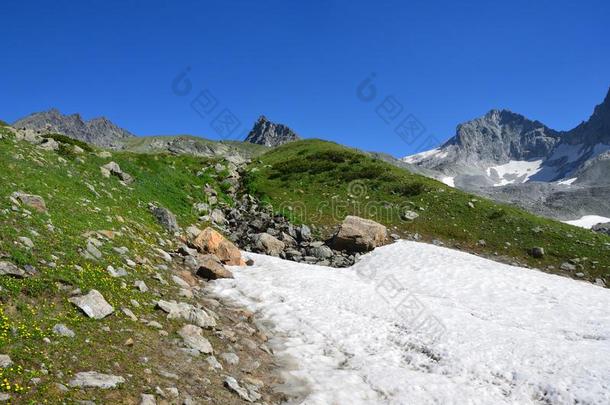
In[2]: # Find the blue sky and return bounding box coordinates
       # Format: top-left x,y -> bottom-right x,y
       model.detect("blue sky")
1,0 -> 608,157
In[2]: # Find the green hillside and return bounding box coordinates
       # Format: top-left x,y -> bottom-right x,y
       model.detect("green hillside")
244,139 -> 610,279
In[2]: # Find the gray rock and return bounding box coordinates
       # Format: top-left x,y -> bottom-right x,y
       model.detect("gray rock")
331,215 -> 388,252
11,192 -> 47,212
134,280 -> 149,293
140,394 -> 156,405
69,290 -> 114,319
254,233 -> 285,256
0,261 -> 27,278
401,210 -> 419,221
206,355 -> 223,370
68,371 -> 125,389
560,262 -> 577,272
220,352 -> 240,366
224,376 -> 260,402
151,206 -> 179,233
592,222 -> 610,236
0,355 -> 12,368
310,245 -> 333,259
52,323 -> 75,338
196,254 -> 233,280
178,325 -> 213,354
156,300 -> 216,328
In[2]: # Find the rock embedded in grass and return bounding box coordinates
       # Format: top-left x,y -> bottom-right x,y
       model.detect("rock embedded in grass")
11,191 -> 47,213
0,261 -> 27,278
68,371 -> 125,389
68,289 -> 114,319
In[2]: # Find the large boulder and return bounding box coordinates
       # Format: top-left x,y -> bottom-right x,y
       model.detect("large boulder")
192,228 -> 243,265
330,215 -> 388,252
254,233 -> 285,257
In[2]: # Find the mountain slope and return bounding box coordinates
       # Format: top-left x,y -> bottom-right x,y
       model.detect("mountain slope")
244,139 -> 610,282
13,109 -> 134,147
244,115 -> 300,147
402,87 -> 610,221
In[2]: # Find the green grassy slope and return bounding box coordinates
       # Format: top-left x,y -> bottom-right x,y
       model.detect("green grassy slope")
0,126 -> 234,402
244,139 -> 610,280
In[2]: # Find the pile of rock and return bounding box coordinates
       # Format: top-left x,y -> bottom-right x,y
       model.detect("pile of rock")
218,194 -> 389,268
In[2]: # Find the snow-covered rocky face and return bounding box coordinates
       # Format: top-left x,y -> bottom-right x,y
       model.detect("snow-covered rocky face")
211,241 -> 610,405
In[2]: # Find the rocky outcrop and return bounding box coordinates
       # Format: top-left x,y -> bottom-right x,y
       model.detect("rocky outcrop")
244,116 -> 300,147
330,215 -> 388,252
13,108 -> 134,148
11,192 -> 47,213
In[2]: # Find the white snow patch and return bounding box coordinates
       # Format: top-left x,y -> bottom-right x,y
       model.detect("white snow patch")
563,215 -> 610,229
402,148 -> 446,164
557,177 -> 578,185
211,242 -> 610,405
439,176 -> 455,187
486,160 -> 544,186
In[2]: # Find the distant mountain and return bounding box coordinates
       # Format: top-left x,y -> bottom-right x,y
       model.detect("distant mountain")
13,108 -> 135,147
402,87 -> 610,221
244,115 -> 300,147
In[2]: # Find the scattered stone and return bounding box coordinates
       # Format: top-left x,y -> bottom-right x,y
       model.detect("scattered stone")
171,275 -> 190,288
134,280 -> 149,293
100,161 -> 133,184
224,376 -> 260,402
68,371 -> 125,389
560,262 -> 577,272
0,261 -> 27,278
18,236 -> 34,248
157,300 -> 216,328
151,206 -> 180,233
11,192 -> 47,213
530,247 -> 545,258
254,233 -> 285,256
196,254 -> 234,280
220,352 -> 240,366
0,355 -> 12,368
331,215 -> 388,252
52,324 -> 75,338
121,307 -> 138,321
140,393 -> 156,405
68,289 -> 114,319
401,210 -> 419,221
206,355 -> 223,370
178,325 -> 213,354
107,265 -> 128,277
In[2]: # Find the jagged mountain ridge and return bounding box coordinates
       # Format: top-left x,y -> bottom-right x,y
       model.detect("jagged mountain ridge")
13,108 -> 135,148
402,87 -> 610,220
244,115 -> 300,147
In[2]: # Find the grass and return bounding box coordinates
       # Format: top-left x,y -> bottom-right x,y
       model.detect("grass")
0,126 -> 237,402
245,139 -> 610,280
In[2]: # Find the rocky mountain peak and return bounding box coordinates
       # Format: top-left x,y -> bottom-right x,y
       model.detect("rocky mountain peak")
445,108 -> 559,162
13,109 -> 134,148
244,115 -> 300,147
